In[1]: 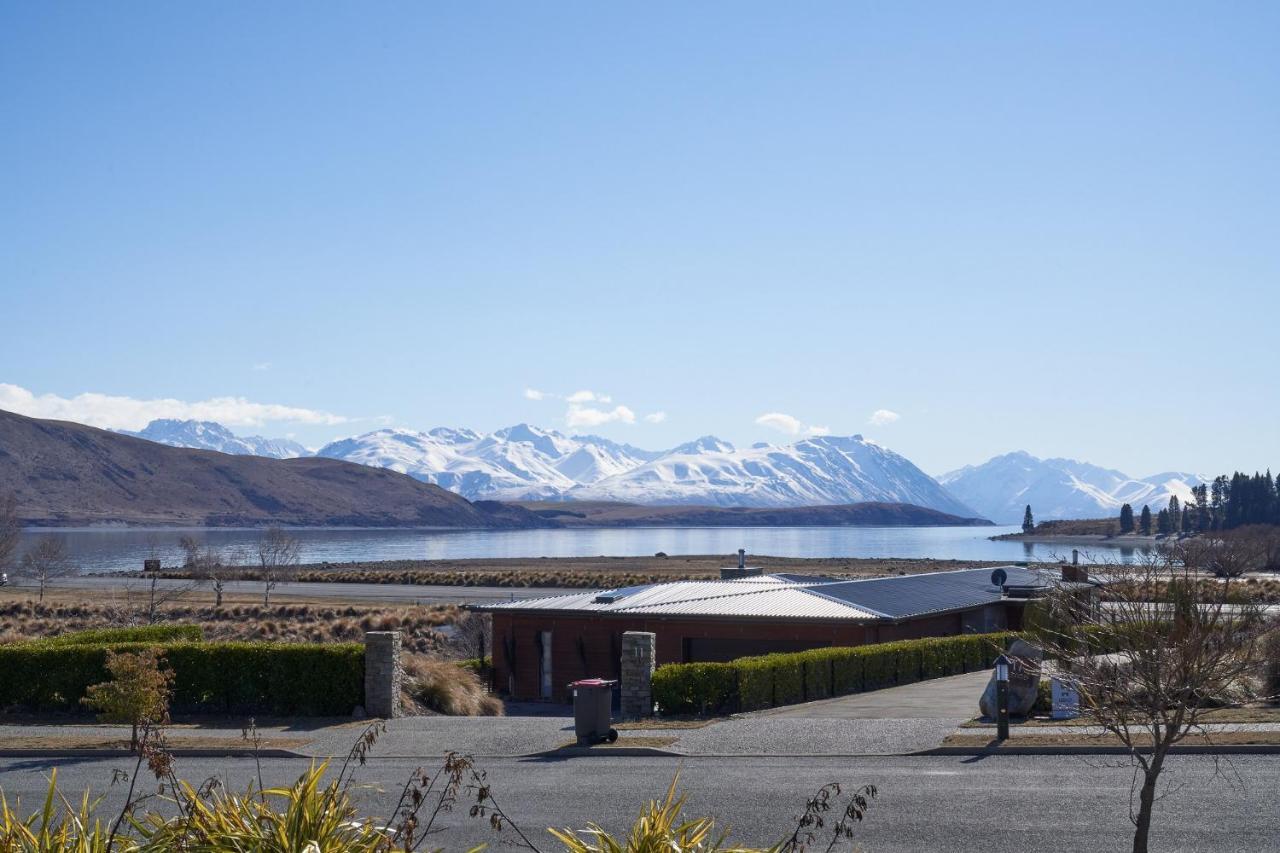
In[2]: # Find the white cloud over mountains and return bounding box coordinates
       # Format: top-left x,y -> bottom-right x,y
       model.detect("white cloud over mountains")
524,387 -> 660,429
868,409 -> 901,426
0,383 -> 348,431
566,403 -> 636,428
755,412 -> 828,437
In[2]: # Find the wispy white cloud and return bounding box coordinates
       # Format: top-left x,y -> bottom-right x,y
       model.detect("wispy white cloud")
566,390 -> 612,404
755,412 -> 830,437
868,409 -> 900,426
0,383 -> 348,431
526,386 -> 657,428
566,404 -> 636,428
755,412 -> 804,435
252,362 -> 271,372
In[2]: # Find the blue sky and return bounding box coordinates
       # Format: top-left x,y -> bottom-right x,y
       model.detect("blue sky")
2,2 -> 1277,477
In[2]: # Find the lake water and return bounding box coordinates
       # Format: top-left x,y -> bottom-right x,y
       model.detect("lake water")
15,525 -> 1156,574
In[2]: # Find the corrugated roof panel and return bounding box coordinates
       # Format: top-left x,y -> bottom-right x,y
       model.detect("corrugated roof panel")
814,566 -> 1044,619
475,565 -> 1057,622
622,587 -> 878,620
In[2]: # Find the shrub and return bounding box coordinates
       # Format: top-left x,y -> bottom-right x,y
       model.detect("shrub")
42,624 -> 203,646
0,641 -> 363,716
653,631 -> 1016,716
733,656 -> 777,712
651,662 -> 738,715
1264,629 -> 1280,702
81,648 -> 173,750
402,655 -> 503,716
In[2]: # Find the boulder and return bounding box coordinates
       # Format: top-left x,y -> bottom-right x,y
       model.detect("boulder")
978,639 -> 1044,719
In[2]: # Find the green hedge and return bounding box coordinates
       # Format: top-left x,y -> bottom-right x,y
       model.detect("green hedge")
41,625 -> 204,646
0,641 -> 363,716
651,631 -> 1015,716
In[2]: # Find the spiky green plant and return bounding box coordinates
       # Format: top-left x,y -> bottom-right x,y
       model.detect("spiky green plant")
0,770 -> 118,853
132,761 -> 390,852
549,773 -> 764,853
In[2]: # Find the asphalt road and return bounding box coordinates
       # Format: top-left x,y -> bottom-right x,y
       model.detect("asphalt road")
2,754 -> 1276,851
37,576 -> 569,605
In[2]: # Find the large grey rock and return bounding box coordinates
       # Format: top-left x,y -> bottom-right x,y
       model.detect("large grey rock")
979,639 -> 1044,719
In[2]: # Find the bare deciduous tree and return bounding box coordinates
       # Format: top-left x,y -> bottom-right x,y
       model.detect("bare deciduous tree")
1172,532 -> 1266,578
256,526 -> 300,606
195,543 -> 247,608
178,534 -> 201,569
1032,549 -> 1275,853
17,534 -> 74,603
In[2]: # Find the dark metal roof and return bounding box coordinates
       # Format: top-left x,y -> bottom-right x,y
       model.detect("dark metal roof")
810,566 -> 1051,620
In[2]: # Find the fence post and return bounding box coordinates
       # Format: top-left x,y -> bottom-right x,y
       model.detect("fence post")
364,631 -> 402,719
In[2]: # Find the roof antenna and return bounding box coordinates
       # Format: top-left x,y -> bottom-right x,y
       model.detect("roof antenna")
738,548 -> 746,570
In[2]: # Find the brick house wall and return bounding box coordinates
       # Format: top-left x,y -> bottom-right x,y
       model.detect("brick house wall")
490,606 -> 1020,701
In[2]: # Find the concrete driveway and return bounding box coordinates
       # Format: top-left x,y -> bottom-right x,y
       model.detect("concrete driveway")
749,669 -> 990,720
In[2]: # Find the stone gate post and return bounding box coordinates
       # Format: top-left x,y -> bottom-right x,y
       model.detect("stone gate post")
621,631 -> 656,718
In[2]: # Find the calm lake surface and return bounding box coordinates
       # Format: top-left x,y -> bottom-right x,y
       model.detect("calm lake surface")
17,525 -> 1156,574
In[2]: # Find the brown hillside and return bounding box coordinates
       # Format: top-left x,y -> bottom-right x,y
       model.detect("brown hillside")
0,408 -> 546,528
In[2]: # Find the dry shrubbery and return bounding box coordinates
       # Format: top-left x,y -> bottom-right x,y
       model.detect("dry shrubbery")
1100,576 -> 1280,605
0,601 -> 459,655
401,654 -> 503,716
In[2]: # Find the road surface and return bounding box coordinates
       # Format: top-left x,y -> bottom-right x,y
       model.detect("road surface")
1,754 -> 1275,851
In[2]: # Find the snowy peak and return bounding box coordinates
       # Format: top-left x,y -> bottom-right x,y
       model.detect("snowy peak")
123,419 -> 310,459
572,433 -> 978,516
940,452 -> 1206,523
664,436 -> 736,456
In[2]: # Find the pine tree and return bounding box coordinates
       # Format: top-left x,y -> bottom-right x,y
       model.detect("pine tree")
1139,504 -> 1152,535
1022,505 -> 1034,534
1168,496 -> 1181,534
1119,503 -> 1135,534
1157,508 -> 1171,535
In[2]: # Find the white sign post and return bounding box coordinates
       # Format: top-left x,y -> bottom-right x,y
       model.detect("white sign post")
1051,677 -> 1080,720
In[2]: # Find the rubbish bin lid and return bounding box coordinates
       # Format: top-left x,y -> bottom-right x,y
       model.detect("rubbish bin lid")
569,678 -> 617,687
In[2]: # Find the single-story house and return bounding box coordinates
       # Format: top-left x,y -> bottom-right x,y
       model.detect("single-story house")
470,562 -> 1098,701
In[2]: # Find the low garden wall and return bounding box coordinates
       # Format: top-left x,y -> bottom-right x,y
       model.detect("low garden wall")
0,625 -> 364,716
651,631 -> 1016,715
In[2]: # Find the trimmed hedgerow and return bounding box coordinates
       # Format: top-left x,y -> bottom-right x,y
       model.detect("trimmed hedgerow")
650,662 -> 738,715
651,631 -> 1015,716
0,641 -> 363,716
40,625 -> 204,646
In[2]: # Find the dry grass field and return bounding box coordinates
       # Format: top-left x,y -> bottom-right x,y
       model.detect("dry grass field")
0,598 -> 461,655
146,554 -> 1008,589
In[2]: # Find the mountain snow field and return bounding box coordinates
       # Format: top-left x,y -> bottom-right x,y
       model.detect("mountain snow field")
121,419 -> 1203,523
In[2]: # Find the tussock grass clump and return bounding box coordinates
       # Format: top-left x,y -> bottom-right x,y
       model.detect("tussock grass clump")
401,654 -> 503,717
0,602 -> 458,655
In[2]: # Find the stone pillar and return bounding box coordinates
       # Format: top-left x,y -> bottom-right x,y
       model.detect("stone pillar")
364,631 -> 402,719
620,631 -> 656,718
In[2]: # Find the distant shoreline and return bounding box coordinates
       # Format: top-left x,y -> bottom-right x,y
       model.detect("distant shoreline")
990,532 -> 1172,546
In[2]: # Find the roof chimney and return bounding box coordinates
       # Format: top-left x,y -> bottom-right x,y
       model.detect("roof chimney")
1061,563 -> 1088,584
721,548 -> 763,580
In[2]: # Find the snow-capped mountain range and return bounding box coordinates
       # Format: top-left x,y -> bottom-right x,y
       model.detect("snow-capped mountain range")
311,424 -> 976,515
117,419 -> 1206,523
938,452 -> 1205,524
121,419 -> 311,459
